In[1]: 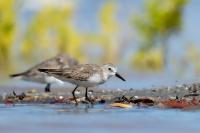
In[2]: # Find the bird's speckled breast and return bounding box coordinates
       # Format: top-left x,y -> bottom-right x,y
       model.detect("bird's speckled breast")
88,73 -> 103,84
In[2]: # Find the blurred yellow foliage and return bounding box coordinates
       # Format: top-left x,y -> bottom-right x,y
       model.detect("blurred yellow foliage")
98,2 -> 119,63
100,2 -> 118,34
0,0 -> 190,77
81,2 -> 119,63
132,48 -> 163,71
21,5 -> 84,63
133,0 -> 187,71
186,44 -> 200,75
0,0 -> 15,73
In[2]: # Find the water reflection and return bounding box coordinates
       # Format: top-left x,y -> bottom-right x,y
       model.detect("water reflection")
1,104 -> 200,133
56,104 -> 96,114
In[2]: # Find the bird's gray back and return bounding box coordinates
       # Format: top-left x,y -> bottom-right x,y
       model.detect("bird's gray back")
24,54 -> 78,77
47,64 -> 103,81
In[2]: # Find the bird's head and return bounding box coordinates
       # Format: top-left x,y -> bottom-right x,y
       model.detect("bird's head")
102,63 -> 126,81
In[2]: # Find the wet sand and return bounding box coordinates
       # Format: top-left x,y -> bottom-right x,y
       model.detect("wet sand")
0,82 -> 200,105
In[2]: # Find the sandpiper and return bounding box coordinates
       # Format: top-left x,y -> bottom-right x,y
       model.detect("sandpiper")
10,54 -> 78,92
38,63 -> 126,104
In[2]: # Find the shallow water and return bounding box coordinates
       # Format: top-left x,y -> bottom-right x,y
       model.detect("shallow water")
0,104 -> 200,133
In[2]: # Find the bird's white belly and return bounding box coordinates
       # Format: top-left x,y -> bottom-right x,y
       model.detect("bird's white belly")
22,74 -> 64,85
21,74 -> 47,83
45,76 -> 64,85
73,80 -> 98,87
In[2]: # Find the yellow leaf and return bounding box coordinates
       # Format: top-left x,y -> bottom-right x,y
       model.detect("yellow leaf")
110,103 -> 133,108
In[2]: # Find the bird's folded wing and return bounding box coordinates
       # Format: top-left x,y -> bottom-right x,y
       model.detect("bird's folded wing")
63,66 -> 94,81
39,66 -> 93,81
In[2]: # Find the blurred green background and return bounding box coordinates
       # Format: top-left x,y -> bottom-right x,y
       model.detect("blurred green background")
0,0 -> 200,86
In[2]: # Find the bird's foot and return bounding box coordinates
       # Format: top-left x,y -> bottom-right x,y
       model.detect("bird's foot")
44,83 -> 51,92
85,97 -> 94,105
45,88 -> 51,92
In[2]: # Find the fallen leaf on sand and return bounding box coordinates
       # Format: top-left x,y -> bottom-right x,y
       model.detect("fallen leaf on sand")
130,97 -> 155,106
160,99 -> 200,109
110,103 -> 133,108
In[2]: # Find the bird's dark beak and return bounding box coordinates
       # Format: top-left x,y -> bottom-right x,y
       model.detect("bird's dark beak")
115,73 -> 126,81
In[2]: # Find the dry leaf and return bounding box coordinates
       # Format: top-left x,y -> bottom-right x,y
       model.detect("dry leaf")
110,103 -> 133,108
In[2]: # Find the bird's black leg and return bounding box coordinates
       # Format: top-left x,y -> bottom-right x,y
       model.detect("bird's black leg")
45,83 -> 51,92
85,87 -> 93,104
72,85 -> 79,105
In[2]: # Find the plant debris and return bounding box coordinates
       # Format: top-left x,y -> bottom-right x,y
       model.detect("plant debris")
1,82 -> 200,110
159,98 -> 200,109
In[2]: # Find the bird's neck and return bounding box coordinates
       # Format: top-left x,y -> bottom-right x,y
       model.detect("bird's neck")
102,71 -> 111,81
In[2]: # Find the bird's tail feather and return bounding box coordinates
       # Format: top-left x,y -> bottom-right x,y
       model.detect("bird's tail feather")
9,72 -> 27,78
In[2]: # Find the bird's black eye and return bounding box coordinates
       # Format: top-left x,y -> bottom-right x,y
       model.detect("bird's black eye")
108,68 -> 112,71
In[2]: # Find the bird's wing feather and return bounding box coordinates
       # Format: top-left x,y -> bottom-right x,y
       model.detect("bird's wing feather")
39,64 -> 100,81
63,65 -> 98,81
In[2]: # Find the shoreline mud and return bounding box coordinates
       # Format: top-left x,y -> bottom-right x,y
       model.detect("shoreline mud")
0,82 -> 200,109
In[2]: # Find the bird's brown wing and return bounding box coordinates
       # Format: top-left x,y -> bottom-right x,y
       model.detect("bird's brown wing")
31,54 -> 78,70
39,64 -> 100,81
10,54 -> 79,78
